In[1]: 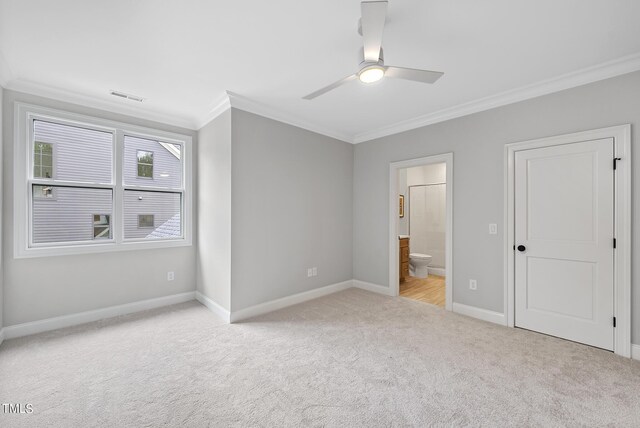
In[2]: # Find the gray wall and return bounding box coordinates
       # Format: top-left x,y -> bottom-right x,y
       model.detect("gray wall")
197,109 -> 232,311
3,89 -> 197,326
230,109 -> 353,311
353,71 -> 640,343
0,86 -> 3,330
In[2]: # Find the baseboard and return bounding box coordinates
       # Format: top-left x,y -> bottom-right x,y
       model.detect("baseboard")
195,291 -> 231,323
352,279 -> 394,296
3,291 -> 196,340
428,267 -> 446,276
230,280 -> 353,323
632,344 -> 640,361
452,302 -> 506,326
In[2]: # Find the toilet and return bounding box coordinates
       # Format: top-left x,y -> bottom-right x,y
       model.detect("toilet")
409,253 -> 432,278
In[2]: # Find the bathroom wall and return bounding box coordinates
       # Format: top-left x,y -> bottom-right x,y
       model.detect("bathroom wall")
353,71 -> 640,346
398,168 -> 408,235
399,163 -> 446,269
409,183 -> 446,269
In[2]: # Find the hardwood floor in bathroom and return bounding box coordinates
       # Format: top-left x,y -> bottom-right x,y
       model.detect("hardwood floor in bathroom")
400,275 -> 445,307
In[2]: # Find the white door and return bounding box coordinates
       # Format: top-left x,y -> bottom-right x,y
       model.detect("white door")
514,138 -> 614,350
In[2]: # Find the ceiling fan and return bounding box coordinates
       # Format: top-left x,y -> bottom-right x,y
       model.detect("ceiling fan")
303,0 -> 444,100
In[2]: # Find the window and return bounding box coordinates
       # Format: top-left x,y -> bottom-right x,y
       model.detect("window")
15,103 -> 192,257
93,214 -> 111,239
137,150 -> 153,178
138,214 -> 154,228
34,142 -> 53,178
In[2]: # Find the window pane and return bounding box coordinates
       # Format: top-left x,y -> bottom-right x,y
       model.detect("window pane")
124,135 -> 182,188
124,190 -> 181,239
138,214 -> 155,228
33,120 -> 113,183
32,186 -> 113,244
137,164 -> 153,178
34,142 -> 53,178
93,214 -> 111,239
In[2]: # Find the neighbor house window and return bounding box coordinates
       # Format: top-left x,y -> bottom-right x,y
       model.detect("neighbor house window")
15,104 -> 192,257
33,184 -> 54,199
138,214 -> 154,228
34,142 -> 53,178
93,214 -> 111,239
137,150 -> 153,178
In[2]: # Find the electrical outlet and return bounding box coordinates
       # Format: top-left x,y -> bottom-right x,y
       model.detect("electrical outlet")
167,271 -> 175,281
312,267 -> 317,276
489,224 -> 498,235
469,279 -> 477,290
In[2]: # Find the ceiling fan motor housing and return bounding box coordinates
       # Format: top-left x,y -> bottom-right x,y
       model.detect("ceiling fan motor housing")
359,47 -> 384,69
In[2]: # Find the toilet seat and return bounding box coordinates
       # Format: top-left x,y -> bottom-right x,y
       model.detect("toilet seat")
409,253 -> 432,260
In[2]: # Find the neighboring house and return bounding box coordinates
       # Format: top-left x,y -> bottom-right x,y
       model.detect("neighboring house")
31,120 -> 182,244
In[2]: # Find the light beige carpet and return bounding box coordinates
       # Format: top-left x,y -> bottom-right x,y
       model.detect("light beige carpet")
1,288 -> 639,427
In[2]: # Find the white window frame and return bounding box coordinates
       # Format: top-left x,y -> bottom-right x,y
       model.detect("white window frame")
14,102 -> 193,258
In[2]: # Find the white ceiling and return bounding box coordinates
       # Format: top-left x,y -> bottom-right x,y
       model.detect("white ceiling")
1,0 -> 640,142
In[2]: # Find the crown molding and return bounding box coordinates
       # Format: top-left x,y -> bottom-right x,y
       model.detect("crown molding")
4,79 -> 199,130
3,51 -> 639,143
353,52 -> 640,143
226,91 -> 353,143
195,92 -> 232,129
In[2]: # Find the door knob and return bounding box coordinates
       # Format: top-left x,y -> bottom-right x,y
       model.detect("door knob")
517,245 -> 526,252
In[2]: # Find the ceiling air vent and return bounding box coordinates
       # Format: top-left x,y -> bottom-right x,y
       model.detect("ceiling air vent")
110,90 -> 144,102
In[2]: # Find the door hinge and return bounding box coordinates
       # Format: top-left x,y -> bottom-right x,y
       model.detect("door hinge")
613,238 -> 617,249
614,157 -> 622,170
613,317 -> 617,328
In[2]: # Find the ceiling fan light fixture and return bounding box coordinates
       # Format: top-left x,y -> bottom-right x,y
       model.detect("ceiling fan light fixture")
358,65 -> 385,83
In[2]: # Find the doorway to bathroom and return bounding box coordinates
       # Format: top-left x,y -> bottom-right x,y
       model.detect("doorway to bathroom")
389,154 -> 453,310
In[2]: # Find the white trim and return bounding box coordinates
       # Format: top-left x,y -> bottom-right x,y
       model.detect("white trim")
631,344 -> 640,361
14,102 -> 194,258
5,79 -> 197,130
452,302 -> 506,326
504,125 -> 632,357
353,53 -> 640,143
428,267 -> 446,277
230,280 -> 353,323
0,328 -> 5,347
389,153 -> 453,311
226,91 -> 352,143
352,280 -> 394,296
195,93 -> 232,129
195,291 -> 231,323
2,291 -> 196,340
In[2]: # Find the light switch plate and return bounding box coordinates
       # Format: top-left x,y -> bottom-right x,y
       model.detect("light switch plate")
489,224 -> 498,235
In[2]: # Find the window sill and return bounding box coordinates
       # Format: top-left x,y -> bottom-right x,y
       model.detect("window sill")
15,238 -> 192,259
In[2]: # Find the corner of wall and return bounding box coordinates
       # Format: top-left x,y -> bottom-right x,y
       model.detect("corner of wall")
196,108 -> 232,313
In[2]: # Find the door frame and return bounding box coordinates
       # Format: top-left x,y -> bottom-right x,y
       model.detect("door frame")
389,153 -> 453,310
504,125 -> 631,357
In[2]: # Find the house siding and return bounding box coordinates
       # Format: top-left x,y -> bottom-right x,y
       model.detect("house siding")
124,135 -> 181,189
31,122 -> 182,243
32,187 -> 112,243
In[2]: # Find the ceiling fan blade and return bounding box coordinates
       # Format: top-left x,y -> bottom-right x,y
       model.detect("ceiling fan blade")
385,66 -> 444,84
361,1 -> 388,62
302,74 -> 357,100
